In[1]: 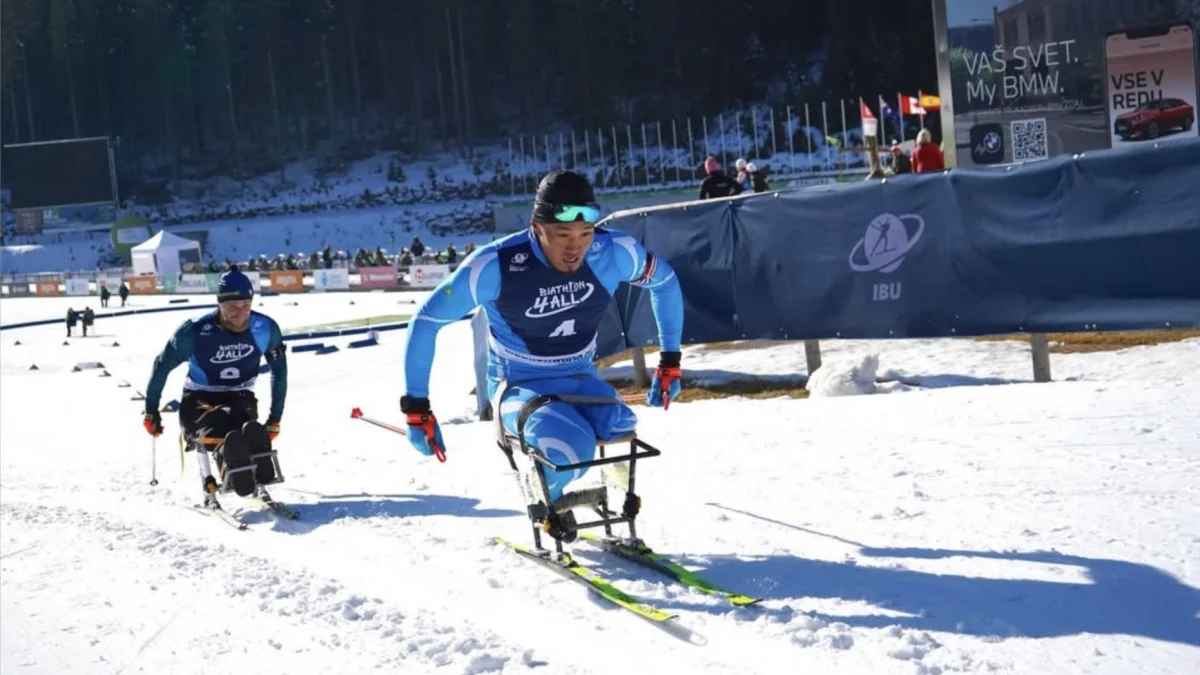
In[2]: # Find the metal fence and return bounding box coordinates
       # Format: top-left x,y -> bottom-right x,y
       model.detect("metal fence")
502,97 -> 932,197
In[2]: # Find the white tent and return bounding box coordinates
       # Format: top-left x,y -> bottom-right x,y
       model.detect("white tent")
130,231 -> 203,279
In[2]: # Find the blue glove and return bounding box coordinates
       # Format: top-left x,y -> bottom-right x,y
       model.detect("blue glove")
401,396 -> 447,461
646,351 -> 682,409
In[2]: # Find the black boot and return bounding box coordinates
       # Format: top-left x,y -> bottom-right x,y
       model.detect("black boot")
542,509 -> 579,544
218,430 -> 256,497
241,421 -> 277,485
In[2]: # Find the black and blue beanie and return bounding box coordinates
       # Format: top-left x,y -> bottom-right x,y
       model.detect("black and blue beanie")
217,267 -> 254,302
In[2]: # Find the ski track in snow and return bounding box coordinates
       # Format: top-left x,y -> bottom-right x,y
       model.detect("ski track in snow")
2,294 -> 1199,674
0,498 -> 562,674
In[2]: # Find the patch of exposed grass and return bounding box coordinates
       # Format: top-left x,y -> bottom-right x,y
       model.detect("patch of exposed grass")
608,376 -> 809,404
594,346 -> 660,370
973,329 -> 1200,354
593,330 -> 1197,403
695,340 -> 791,352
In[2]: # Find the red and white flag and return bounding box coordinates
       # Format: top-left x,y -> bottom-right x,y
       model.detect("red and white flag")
899,94 -> 926,116
860,97 -> 876,121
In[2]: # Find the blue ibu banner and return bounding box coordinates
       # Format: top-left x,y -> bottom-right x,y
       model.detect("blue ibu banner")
602,137 -> 1200,353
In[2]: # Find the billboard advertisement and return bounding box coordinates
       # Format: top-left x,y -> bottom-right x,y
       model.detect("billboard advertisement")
129,276 -> 157,294
1105,22 -> 1198,147
359,266 -> 398,289
269,270 -> 304,292
243,271 -> 263,292
177,274 -> 214,293
65,278 -> 92,296
933,0 -> 1200,167
410,265 -> 451,289
312,267 -> 350,291
35,279 -> 62,296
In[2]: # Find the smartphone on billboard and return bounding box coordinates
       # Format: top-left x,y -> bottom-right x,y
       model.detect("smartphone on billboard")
1104,21 -> 1199,148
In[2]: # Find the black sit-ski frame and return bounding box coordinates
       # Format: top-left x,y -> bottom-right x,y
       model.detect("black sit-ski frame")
185,433 -> 285,496
217,448 -> 285,495
497,390 -> 662,556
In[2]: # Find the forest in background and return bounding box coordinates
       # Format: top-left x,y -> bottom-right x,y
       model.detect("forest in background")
1,0 -> 937,183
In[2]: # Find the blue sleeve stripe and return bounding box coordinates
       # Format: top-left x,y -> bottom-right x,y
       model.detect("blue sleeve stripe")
466,251 -> 498,305
413,315 -> 460,325
250,316 -> 272,352
610,235 -> 644,283
187,359 -> 208,385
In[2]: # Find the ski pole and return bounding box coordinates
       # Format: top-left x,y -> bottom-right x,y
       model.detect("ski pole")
350,407 -> 446,462
149,435 -> 159,486
621,389 -> 672,409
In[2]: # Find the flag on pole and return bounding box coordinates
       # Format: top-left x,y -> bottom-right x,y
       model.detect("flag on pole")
880,96 -> 901,140
899,94 -> 926,116
918,91 -> 941,111
860,97 -> 876,123
859,98 -> 878,143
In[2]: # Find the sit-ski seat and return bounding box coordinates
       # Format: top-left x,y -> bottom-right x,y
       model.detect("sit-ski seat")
493,387 -> 662,553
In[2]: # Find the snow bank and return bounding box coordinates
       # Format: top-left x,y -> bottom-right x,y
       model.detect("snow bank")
806,353 -> 880,397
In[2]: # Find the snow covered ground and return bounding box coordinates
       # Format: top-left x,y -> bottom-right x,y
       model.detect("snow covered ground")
0,201 -> 498,276
1,293 -> 1197,674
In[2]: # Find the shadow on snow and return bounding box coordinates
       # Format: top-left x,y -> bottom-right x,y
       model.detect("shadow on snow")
589,502 -> 1199,646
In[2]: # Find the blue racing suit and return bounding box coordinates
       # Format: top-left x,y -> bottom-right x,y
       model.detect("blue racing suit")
403,226 -> 684,501
145,310 -> 288,430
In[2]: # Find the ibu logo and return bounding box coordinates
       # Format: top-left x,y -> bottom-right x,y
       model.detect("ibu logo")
872,282 -> 903,301
211,342 -> 254,364
526,281 -> 595,318
849,212 -> 925,303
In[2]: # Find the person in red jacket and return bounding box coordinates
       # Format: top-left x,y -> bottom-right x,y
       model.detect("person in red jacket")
911,128 -> 945,173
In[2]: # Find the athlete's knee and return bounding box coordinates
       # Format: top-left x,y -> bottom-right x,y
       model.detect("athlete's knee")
526,410 -> 597,500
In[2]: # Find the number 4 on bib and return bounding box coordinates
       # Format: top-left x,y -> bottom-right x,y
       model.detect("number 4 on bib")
549,319 -> 577,338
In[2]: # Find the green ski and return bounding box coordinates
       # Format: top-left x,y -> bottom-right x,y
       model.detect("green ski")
493,536 -> 677,623
577,532 -> 761,607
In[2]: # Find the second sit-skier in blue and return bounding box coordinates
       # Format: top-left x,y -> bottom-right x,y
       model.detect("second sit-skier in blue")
401,170 -> 685,537
142,268 -> 288,508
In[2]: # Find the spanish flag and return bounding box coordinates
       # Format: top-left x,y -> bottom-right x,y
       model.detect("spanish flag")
918,91 -> 941,111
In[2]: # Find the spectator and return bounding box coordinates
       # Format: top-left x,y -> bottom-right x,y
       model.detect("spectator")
889,140 -> 912,174
911,128 -> 945,173
410,236 -> 426,258
698,156 -> 743,200
747,162 -> 770,193
734,157 -> 751,191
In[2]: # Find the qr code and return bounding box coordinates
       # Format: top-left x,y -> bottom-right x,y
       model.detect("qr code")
1010,118 -> 1048,162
